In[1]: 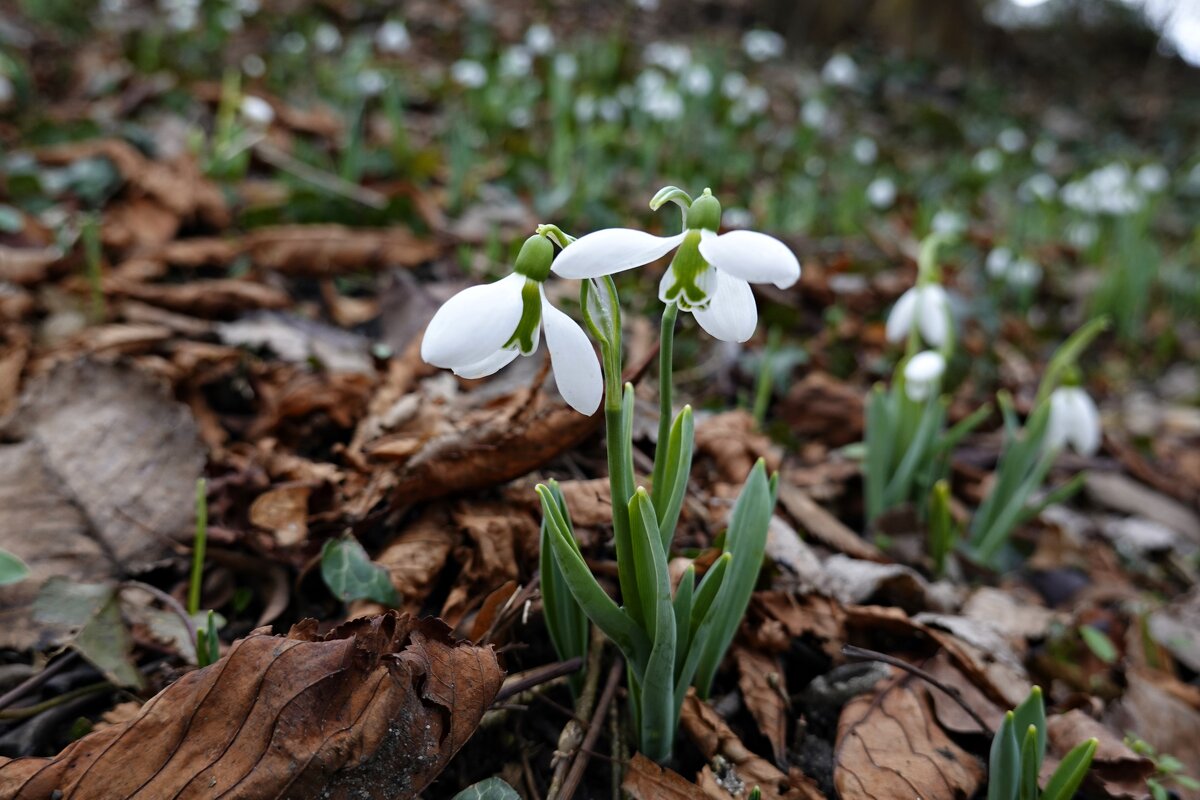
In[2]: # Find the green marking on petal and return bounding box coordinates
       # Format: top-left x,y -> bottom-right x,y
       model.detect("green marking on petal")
663,231 -> 713,310
505,278 -> 543,354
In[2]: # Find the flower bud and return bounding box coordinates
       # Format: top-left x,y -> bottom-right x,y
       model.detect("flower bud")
514,234 -> 554,282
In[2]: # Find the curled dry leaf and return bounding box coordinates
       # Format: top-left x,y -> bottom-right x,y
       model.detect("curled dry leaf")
0,613 -> 502,800
781,371 -> 864,447
733,646 -> 790,767
248,483 -> 312,547
680,691 -> 825,800
694,410 -> 781,485
351,506 -> 457,617
834,671 -> 985,800
622,753 -> 703,800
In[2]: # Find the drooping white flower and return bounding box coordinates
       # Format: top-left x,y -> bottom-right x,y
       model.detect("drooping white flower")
800,97 -> 827,128
1032,139 -> 1057,166
866,177 -> 897,210
1018,173 -> 1057,203
420,235 -> 602,415
903,351 -> 945,402
1136,163 -> 1168,193
499,46 -> 533,79
450,59 -> 488,88
742,29 -> 785,62
821,53 -> 859,87
682,64 -> 713,96
313,22 -> 341,53
886,283 -> 951,347
931,210 -> 966,237
721,72 -> 747,98
376,20 -> 411,54
1046,386 -> 1101,456
643,41 -> 691,73
553,53 -> 578,81
550,189 -> 800,343
525,24 -> 556,55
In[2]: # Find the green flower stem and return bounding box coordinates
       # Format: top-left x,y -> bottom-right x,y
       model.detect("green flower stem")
650,301 -> 679,513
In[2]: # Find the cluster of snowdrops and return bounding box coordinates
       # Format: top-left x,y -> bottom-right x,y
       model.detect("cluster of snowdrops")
419,186 -> 1103,765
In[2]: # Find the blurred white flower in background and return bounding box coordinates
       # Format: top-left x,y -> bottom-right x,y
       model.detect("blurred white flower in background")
1136,163 -> 1169,193
376,20 -> 411,54
1066,220 -> 1099,249
643,42 -> 692,73
973,148 -> 1002,174
451,59 -> 488,88
500,46 -> 533,79
1062,162 -> 1143,215
0,75 -> 13,107
997,126 -> 1027,153
931,209 -> 966,237
241,54 -> 265,77
721,72 -> 748,98
553,53 -> 578,80
682,64 -> 713,96
525,23 -> 555,55
821,53 -> 859,87
801,97 -> 828,128
239,95 -> 274,129
904,351 -> 946,402
853,136 -> 878,165
866,177 -> 897,209
574,94 -> 596,123
313,22 -> 342,53
887,284 -> 951,347
742,29 -> 785,62
357,69 -> 387,96
633,0 -> 660,11
1046,386 -> 1102,456
723,208 -> 755,229
598,97 -> 623,123
281,32 -> 306,54
1007,257 -> 1043,289
805,155 -> 826,177
1018,172 -> 1057,203
731,85 -> 769,123
1032,139 -> 1057,166
986,246 -> 1014,279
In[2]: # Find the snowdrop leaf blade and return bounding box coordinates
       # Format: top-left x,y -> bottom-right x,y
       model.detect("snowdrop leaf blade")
541,296 -> 602,415
697,229 -> 800,288
539,482 -> 588,689
421,272 -> 525,368
657,407 -> 694,552
692,272 -> 758,342
551,229 -> 686,279
1042,739 -> 1098,800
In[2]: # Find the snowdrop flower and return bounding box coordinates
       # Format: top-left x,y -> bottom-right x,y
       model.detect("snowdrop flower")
239,95 -> 274,129
641,86 -> 684,121
1018,173 -> 1057,204
421,234 -> 602,415
551,188 -> 800,343
313,23 -> 342,53
242,54 -> 265,77
997,126 -> 1027,153
357,69 -> 387,96
886,283 -> 951,347
500,46 -> 533,79
805,156 -> 826,177
800,97 -> 828,128
721,72 -> 748,98
821,53 -> 859,87
986,246 -> 1013,279
525,24 -> 555,55
282,32 -> 306,54
853,136 -> 878,166
553,53 -> 578,81
597,97 -> 623,123
1066,220 -> 1099,249
1007,257 -> 1042,289
931,210 -> 966,237
1046,385 -> 1101,456
643,42 -> 691,73
742,29 -> 785,62
1032,139 -> 1057,166
1136,163 -> 1168,193
903,351 -> 945,402
376,20 -> 411,54
973,148 -> 1002,174
0,76 -> 13,107
682,64 -> 713,95
451,59 -> 488,89
866,177 -> 897,209
731,85 -> 768,123
574,94 -> 596,123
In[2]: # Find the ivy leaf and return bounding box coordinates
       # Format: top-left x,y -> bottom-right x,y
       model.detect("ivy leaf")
320,536 -> 401,606
0,548 -> 29,586
451,777 -> 520,800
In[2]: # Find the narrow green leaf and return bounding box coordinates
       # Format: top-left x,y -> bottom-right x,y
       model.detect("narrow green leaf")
537,485 -> 649,674
1019,724 -> 1039,800
0,548 -> 30,586
987,712 -> 1020,800
864,384 -> 892,523
882,396 -> 945,511
1041,738 -> 1098,800
689,552 -> 730,637
672,564 -> 694,684
1011,686 -> 1047,767
320,536 -> 401,606
656,406 -> 694,553
540,481 -> 588,694
1079,624 -> 1118,664
629,488 -> 677,761
928,479 -> 954,578
1035,316 -> 1109,406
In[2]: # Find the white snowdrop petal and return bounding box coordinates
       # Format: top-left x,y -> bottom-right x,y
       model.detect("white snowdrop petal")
551,229 -> 686,279
420,272 -> 525,368
917,284 -> 950,347
697,229 -> 800,288
1045,389 -> 1073,452
691,272 -> 757,343
1067,387 -> 1101,456
452,347 -> 520,379
541,296 -> 603,415
903,350 -> 945,402
885,287 -> 918,343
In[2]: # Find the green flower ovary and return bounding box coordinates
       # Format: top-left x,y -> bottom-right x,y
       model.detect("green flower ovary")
505,278 -> 543,354
514,234 -> 554,282
663,230 -> 712,310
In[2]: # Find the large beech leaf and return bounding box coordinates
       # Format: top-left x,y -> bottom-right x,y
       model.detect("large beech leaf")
0,612 -> 501,799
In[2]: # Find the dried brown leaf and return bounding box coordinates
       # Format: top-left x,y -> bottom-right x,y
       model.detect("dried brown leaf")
248,483 -> 311,547
734,646 -> 790,766
0,613 -> 502,799
834,672 -> 985,800
622,753 -> 703,800
776,481 -> 886,562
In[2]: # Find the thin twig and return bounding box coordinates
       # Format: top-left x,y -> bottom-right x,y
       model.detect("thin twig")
547,629 -> 606,799
0,681 -> 112,721
558,659 -> 623,800
123,580 -> 198,649
252,141 -> 388,209
841,645 -> 991,734
0,652 -> 78,713
493,657 -> 584,704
